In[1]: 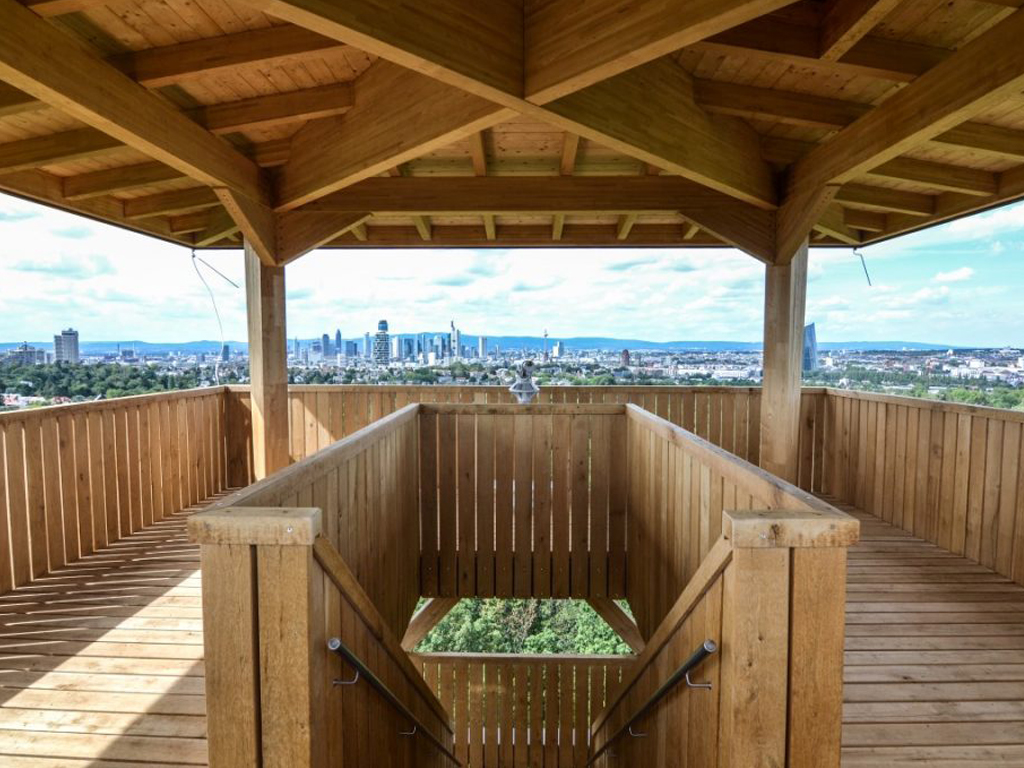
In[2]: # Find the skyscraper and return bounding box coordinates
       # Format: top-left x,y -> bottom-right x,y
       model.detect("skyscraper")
322,333 -> 331,357
335,329 -> 342,356
803,323 -> 819,372
363,332 -> 372,358
373,320 -> 390,364
293,338 -> 301,357
391,336 -> 402,360
53,328 -> 80,364
621,349 -> 630,367
478,336 -> 487,358
221,344 -> 230,362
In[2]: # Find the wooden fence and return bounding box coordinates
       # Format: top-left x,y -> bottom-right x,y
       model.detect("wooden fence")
412,652 -> 633,768
420,403 -> 626,601
212,403 -> 422,638
821,389 -> 1024,585
0,387 -> 228,595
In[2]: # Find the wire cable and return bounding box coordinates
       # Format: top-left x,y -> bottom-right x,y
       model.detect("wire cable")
854,248 -> 873,286
190,248 -> 230,385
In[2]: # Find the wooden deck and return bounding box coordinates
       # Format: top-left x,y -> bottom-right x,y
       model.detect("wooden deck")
0,504 -> 208,766
0,502 -> 1021,765
842,508 -> 1024,767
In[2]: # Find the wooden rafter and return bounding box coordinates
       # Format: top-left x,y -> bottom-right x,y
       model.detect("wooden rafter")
124,188 -> 221,220
190,83 -> 353,136
276,211 -> 372,265
813,203 -> 863,244
616,213 -> 638,240
412,215 -> 432,242
63,162 -> 185,201
559,133 -> 580,176
787,9 -> 1024,197
468,131 -> 488,176
586,598 -> 645,654
0,0 -> 266,205
0,128 -> 121,174
523,0 -> 801,102
834,184 -> 934,217
483,213 -> 496,241
818,0 -> 904,61
843,207 -> 887,232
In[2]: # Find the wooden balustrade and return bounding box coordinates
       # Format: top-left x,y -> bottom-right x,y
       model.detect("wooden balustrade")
624,404 -> 837,638
211,402 -> 422,637
420,403 -> 627,600
820,389 -> 1024,585
591,508 -> 859,768
411,652 -> 633,768
189,506 -> 457,768
224,385 -> 830,485
0,387 -> 228,596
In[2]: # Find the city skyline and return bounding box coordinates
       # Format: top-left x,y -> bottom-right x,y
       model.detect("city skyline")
1,193 -> 1023,347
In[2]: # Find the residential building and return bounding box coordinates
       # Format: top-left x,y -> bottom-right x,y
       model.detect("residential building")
53,328 -> 80,364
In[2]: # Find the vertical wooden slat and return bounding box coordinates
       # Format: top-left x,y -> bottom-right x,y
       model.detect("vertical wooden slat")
551,414 -> 571,599
531,413 -> 551,599
71,412 -> 93,558
420,410 -> 438,596
457,413 -> 476,597
438,412 -> 457,597
4,421 -> 30,586
39,415 -> 64,571
22,418 -> 48,579
86,410 -> 107,551
570,415 -> 589,598
514,414 -> 533,598
590,415 -> 609,599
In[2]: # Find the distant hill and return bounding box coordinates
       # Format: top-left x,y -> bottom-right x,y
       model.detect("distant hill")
1,337 -> 975,354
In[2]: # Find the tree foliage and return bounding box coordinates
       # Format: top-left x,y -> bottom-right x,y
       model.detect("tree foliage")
417,598 -> 632,655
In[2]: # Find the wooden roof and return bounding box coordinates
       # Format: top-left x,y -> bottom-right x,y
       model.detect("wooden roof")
1,0 -> 1023,264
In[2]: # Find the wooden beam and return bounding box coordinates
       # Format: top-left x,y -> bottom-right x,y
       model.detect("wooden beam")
412,215 -> 432,242
616,212 -> 638,240
788,9 -> 1024,196
843,207 -> 886,232
400,598 -> 460,652
468,131 -> 487,176
0,83 -> 44,118
683,221 -> 701,240
228,0 -> 524,104
351,221 -> 368,241
215,187 -> 277,266
124,187 -> 221,220
552,212 -> 565,241
63,161 -> 185,201
194,208 -> 241,247
244,244 -> 290,480
0,167 -> 183,243
541,59 -> 777,209
705,81 -> 1024,164
819,0 -> 904,61
277,61 -> 513,210
775,185 -> 839,263
305,175 -> 776,260
276,211 -> 371,265
169,210 -> 215,235
303,175 -> 753,215
0,0 -> 266,204
114,25 -> 344,89
328,222 -> 724,248
813,203 -> 863,244
692,15 -> 948,82
833,183 -> 935,216
559,133 -> 580,176
587,598 -> 645,654
191,83 -> 353,135
482,213 -> 496,241
760,241 -> 808,484
523,0 -> 801,102
0,128 -> 122,174
867,157 -> 998,197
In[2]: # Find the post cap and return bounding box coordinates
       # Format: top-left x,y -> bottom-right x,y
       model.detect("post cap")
723,509 -> 860,549
187,506 -> 322,546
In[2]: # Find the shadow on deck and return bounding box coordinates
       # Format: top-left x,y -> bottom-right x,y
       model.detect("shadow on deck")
0,502 -> 1020,765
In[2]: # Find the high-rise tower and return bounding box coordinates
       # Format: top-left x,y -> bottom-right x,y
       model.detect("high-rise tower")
373,320 -> 390,364
53,328 -> 80,364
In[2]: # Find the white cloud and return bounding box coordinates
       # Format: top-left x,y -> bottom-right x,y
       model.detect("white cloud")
933,267 -> 974,283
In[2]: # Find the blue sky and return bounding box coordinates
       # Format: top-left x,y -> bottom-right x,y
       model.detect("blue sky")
1,192 -> 1022,346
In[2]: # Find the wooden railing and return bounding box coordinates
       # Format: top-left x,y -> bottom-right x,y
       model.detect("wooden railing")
224,385 -> 830,486
420,403 -> 626,600
819,389 -> 1024,585
593,419 -> 859,766
624,404 -> 838,638
0,387 -> 228,595
211,403 -> 422,637
189,506 -> 457,768
411,652 -> 633,768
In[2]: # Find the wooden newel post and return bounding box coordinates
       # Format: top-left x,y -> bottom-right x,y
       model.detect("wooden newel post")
188,506 -> 327,768
719,508 -> 859,768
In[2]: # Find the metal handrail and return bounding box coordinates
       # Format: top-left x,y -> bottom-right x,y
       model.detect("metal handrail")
587,639 -> 718,765
327,637 -> 462,766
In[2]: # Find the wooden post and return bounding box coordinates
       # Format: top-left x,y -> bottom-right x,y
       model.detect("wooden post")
245,241 -> 289,479
189,506 -> 327,768
760,240 -> 808,483
720,509 -> 858,768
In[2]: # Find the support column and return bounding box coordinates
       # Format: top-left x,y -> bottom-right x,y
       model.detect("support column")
244,240 -> 289,479
760,240 -> 808,483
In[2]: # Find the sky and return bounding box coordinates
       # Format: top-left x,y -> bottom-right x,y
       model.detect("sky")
1,192 -> 1023,347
